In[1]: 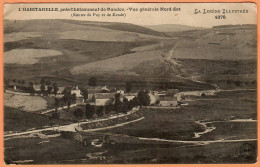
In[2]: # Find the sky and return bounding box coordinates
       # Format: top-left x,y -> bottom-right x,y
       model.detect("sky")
4,3 -> 257,27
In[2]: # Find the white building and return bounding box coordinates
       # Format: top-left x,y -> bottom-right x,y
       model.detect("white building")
117,90 -> 124,95
71,86 -> 82,98
88,93 -> 115,106
158,97 -> 178,107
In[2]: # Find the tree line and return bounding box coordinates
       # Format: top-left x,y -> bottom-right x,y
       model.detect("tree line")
70,90 -> 150,120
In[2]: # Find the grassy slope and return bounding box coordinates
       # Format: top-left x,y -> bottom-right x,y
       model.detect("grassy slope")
144,24 -> 206,32
101,90 -> 257,140
4,19 -> 162,82
165,24 -> 257,59
4,21 -> 257,90
4,136 -> 257,164
4,107 -> 71,132
4,19 -> 167,37
4,90 -> 257,164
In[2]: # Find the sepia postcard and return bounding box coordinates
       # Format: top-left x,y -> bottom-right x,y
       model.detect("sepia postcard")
1,1 -> 259,165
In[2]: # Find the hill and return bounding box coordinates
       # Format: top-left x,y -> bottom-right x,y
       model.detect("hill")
143,24 -> 206,32
4,20 -> 257,90
4,19 -> 168,37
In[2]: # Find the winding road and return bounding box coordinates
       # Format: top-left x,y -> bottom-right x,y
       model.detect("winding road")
4,107 -> 140,138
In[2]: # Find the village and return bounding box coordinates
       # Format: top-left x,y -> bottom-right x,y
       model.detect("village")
4,77 -> 186,117
3,75 -> 220,121
4,75 -> 221,158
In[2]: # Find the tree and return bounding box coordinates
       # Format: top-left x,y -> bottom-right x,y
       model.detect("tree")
71,93 -> 76,102
115,93 -> 121,104
47,86 -> 53,95
45,80 -> 52,86
81,88 -> 88,102
137,91 -> 150,107
29,82 -> 34,95
63,91 -> 76,112
234,81 -> 241,86
128,100 -> 134,110
73,108 -> 84,119
114,93 -> 121,113
226,80 -> 232,85
4,78 -> 10,86
53,83 -> 59,96
122,98 -> 129,113
52,108 -> 60,119
85,104 -> 94,119
40,84 -> 46,93
21,80 -> 25,86
55,97 -> 60,108
97,106 -> 104,117
125,82 -> 133,92
123,97 -> 128,103
88,77 -> 97,86
131,96 -> 140,107
40,78 -> 45,85
105,102 -> 114,114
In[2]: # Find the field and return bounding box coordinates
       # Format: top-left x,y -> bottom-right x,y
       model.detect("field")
100,90 -> 257,140
4,49 -> 63,64
4,107 -> 72,132
3,92 -> 53,112
4,20 -> 257,91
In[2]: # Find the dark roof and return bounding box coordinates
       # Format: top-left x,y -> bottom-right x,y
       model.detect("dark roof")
166,89 -> 179,94
159,96 -> 177,101
89,93 -> 116,99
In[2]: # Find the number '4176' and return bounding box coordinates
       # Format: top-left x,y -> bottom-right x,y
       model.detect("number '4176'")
215,15 -> 226,19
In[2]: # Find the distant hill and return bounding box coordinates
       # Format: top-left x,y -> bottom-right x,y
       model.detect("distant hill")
4,20 -> 257,89
4,19 -> 168,37
143,24 -> 206,32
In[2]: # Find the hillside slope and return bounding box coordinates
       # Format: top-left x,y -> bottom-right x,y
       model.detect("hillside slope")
4,20 -> 257,90
4,19 -> 168,37
144,24 -> 205,32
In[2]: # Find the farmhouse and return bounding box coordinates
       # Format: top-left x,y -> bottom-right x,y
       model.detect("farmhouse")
33,84 -> 48,92
124,93 -> 137,101
87,86 -> 110,94
166,89 -> 180,97
116,90 -> 124,95
88,93 -> 115,106
101,86 -> 110,93
71,86 -> 82,98
148,92 -> 157,105
158,96 -> 178,107
57,87 -> 65,94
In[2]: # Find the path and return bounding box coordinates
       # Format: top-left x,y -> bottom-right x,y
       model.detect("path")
4,107 -> 140,138
165,43 -> 220,91
83,117 -> 145,132
138,137 -> 257,145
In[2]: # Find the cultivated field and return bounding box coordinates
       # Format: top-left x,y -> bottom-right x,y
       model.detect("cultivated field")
4,49 -> 63,64
4,93 -> 50,112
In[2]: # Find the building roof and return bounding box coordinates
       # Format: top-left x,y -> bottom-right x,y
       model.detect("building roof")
166,89 -> 179,94
94,93 -> 115,99
159,96 -> 177,101
101,86 -> 110,92
58,87 -> 65,93
124,93 -> 138,96
33,85 -> 48,90
88,93 -> 117,100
